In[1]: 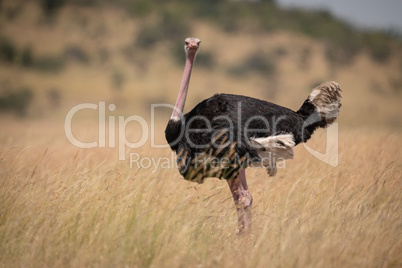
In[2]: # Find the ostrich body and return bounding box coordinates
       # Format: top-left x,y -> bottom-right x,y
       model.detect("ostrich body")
165,37 -> 342,234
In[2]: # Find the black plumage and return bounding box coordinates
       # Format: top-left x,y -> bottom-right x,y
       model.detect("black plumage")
165,92 -> 332,183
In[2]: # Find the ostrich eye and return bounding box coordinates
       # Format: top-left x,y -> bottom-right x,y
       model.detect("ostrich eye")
197,41 -> 201,45
185,41 -> 189,45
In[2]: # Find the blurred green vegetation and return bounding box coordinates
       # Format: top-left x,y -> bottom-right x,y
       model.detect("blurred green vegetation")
63,45 -> 90,64
31,0 -> 400,65
40,0 -> 65,16
0,0 -> 399,69
226,52 -> 277,78
0,35 -> 66,72
0,0 -> 401,118
0,37 -> 17,63
0,86 -> 34,116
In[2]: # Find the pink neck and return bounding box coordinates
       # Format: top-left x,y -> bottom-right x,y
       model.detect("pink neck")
171,50 -> 196,120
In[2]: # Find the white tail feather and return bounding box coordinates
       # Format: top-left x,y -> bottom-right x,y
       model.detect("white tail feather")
250,134 -> 295,176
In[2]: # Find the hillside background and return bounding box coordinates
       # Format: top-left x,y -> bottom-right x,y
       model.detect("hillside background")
0,0 -> 401,128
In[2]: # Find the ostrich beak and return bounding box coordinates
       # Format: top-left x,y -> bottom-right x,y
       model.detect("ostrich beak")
187,43 -> 199,49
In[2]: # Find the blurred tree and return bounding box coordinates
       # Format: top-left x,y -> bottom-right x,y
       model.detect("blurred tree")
64,45 -> 90,64
129,0 -> 153,17
159,9 -> 190,40
20,46 -> 34,67
135,24 -> 163,49
41,0 -> 65,17
33,55 -> 65,72
0,37 -> 17,63
365,32 -> 391,63
0,87 -> 34,116
226,51 -> 277,78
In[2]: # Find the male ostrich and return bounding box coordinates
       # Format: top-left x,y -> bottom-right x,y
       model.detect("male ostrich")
165,37 -> 342,235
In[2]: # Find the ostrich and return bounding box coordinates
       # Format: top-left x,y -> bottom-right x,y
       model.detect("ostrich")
165,37 -> 342,235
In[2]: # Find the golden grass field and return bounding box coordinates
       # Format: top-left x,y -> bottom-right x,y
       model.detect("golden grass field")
1,117 -> 401,268
1,2 -> 402,267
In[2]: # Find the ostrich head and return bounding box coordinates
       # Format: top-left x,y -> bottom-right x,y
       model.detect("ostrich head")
184,37 -> 201,56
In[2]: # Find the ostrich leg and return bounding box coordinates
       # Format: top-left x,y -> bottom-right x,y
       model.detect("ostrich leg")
227,169 -> 253,235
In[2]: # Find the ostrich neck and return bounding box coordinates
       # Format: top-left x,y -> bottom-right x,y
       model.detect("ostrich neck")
171,50 -> 196,120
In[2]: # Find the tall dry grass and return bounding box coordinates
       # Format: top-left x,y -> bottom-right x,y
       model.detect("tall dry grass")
0,118 -> 400,267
